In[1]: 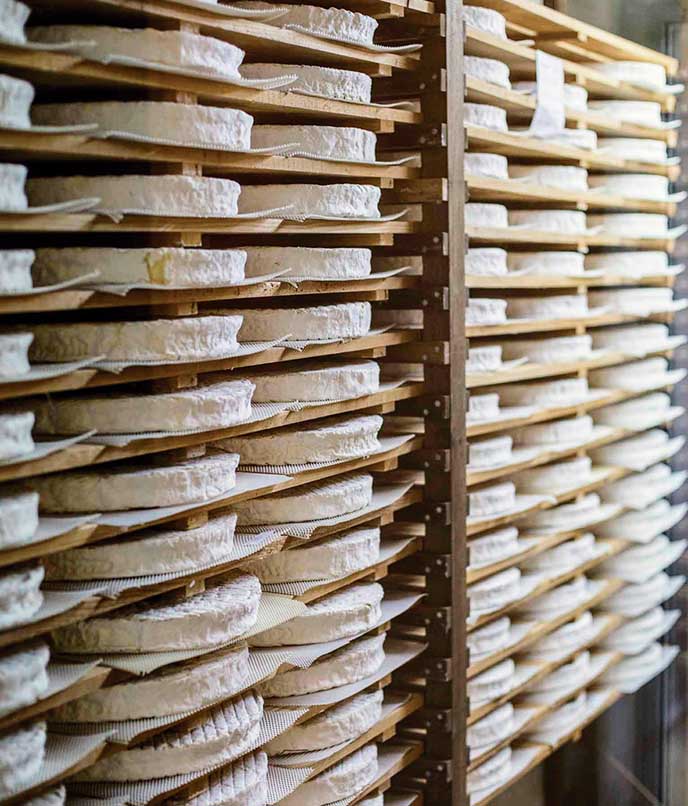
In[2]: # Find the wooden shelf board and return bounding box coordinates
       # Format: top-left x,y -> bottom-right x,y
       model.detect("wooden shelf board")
0,382 -> 424,484
0,329 -> 418,402
466,310 -> 677,338
467,225 -> 677,251
466,272 -> 678,290
0,46 -> 421,130
466,176 -> 676,215
0,130 -> 420,181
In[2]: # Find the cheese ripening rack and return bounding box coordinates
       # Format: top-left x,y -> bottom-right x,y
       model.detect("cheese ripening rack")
0,0 -> 445,803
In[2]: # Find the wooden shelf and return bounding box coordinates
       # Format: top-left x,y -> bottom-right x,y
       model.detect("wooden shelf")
465,125 -> 679,180
466,272 -> 678,290
0,329 -> 418,402
466,176 -> 676,215
0,45 -> 421,132
466,0 -> 678,75
467,225 -> 678,252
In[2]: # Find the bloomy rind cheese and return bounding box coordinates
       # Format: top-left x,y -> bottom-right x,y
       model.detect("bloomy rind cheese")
0,332 -> 32,378
251,125 -> 376,161
45,514 -> 237,580
0,411 -> 33,460
0,564 -> 43,630
52,573 -> 260,653
32,379 -> 254,435
0,642 -> 49,718
32,452 -> 240,513
240,63 -> 372,103
52,645 -> 249,722
33,246 -> 247,288
73,691 -> 263,782
0,490 -> 39,550
242,246 -> 372,280
171,751 -> 268,806
0,721 -> 45,797
0,163 -> 27,211
238,183 -> 380,219
0,249 -> 33,293
0,74 -> 33,129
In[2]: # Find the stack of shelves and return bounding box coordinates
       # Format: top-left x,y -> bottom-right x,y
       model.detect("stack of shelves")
460,1 -> 687,804
0,1 -> 442,804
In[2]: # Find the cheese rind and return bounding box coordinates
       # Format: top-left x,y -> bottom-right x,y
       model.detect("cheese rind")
468,568 -> 521,613
468,435 -> 513,469
588,101 -> 662,126
0,642 -> 49,718
468,481 -> 516,519
258,632 -> 385,697
516,416 -> 594,447
52,646 -> 249,721
602,573 -> 670,614
226,302 -> 370,342
237,360 -> 379,403
243,246 -> 371,280
520,576 -> 589,618
247,527 -> 380,582
239,183 -> 380,219
235,2 -> 377,43
26,314 -> 242,364
33,452 -> 240,513
0,564 -> 43,629
27,175 -> 242,217
588,213 -> 669,238
0,0 -> 29,45
0,411 -> 33,459
280,743 -> 378,806
33,247 -> 247,288
468,747 -> 512,794
529,611 -> 593,658
509,165 -> 588,191
586,251 -> 669,275
220,414 -> 382,465
0,249 -> 33,293
465,152 -> 509,179
0,163 -> 27,211
251,581 -> 383,646
464,56 -> 511,88
464,103 -> 508,131
468,616 -> 510,658
0,721 -> 45,797
0,332 -> 32,377
605,642 -> 664,682
589,287 -> 674,313
509,210 -> 587,234
467,703 -> 514,748
466,248 -> 508,276
466,297 -> 507,326
251,125 -> 376,161
74,691 -> 263,782
241,64 -> 372,103
464,7 -> 507,38
264,689 -> 383,753
597,137 -> 667,162
53,573 -> 260,653
512,81 -> 588,110
502,335 -> 592,364
518,456 -> 593,494
28,25 -> 246,79
0,74 -> 33,129
468,659 -> 515,704
469,527 -> 519,567
508,251 -> 585,276
590,61 -> 668,89
466,203 -> 509,229
171,751 -> 268,806
45,514 -> 237,580
0,490 -> 39,550
33,379 -> 253,436
588,173 -> 669,200
32,102 -> 253,149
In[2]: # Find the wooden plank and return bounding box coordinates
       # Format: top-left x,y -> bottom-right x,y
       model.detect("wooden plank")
466,272 -> 679,289
467,225 -> 677,251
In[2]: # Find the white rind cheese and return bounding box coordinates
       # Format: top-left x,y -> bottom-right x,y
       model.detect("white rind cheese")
0,0 -> 29,45
467,393 -> 501,423
0,490 -> 39,550
588,213 -> 669,237
501,335 -> 592,364
241,64 -> 372,103
33,452 -> 240,514
28,25 -> 246,79
586,251 -> 669,275
591,322 -> 670,351
590,428 -> 668,466
509,165 -> 588,192
469,527 -> 519,568
463,7 -> 507,38
22,786 -> 66,806
468,481 -> 516,519
237,360 -> 379,403
280,743 -> 378,806
512,81 -> 588,110
520,576 -> 589,618
499,378 -> 591,407
233,3 -> 378,44
32,102 -> 253,150
508,251 -> 586,276
33,246 -> 247,288
45,513 -> 237,580
27,174 -> 242,217
0,249 -> 34,293
234,472 -> 373,525
265,689 -> 383,754
468,567 -> 521,613
27,314 -> 242,364
468,747 -> 512,794
464,56 -> 511,89
524,534 -> 596,574
515,415 -> 594,447
466,297 -> 507,326
529,611 -> 593,658
226,302 -> 370,342
220,414 -> 382,465
0,332 -> 32,377
53,573 -> 260,653
468,435 -> 513,469
508,294 -> 588,320
587,101 -> 662,126
464,152 -> 509,179
509,210 -> 587,234
597,137 -> 667,163
594,392 -> 670,427
591,61 -> 667,89
0,73 -> 33,129
467,703 -> 514,749
75,691 -> 263,782
588,173 -> 669,201
0,642 -> 49,718
602,535 -> 669,576
466,345 -> 502,373
243,246 -> 372,280
0,564 -> 44,630
248,527 -> 380,583
33,378 -> 253,436
259,632 -> 385,697
602,607 -> 664,649
252,125 -> 376,161
526,494 -> 601,529
518,456 -> 593,494
53,645 -> 249,722
0,411 -> 33,459
251,581 -> 383,646
528,651 -> 590,693
0,721 -> 46,797
602,573 -> 670,614
0,163 -> 27,211
468,659 -> 516,704
605,642 -> 664,682
599,464 -> 673,506
590,357 -> 670,389
464,103 -> 508,131
589,287 -> 674,313
532,691 -> 586,734
465,247 -> 508,276
239,183 -> 380,219
468,616 -> 511,659
466,202 -> 509,229
171,751 -> 268,806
